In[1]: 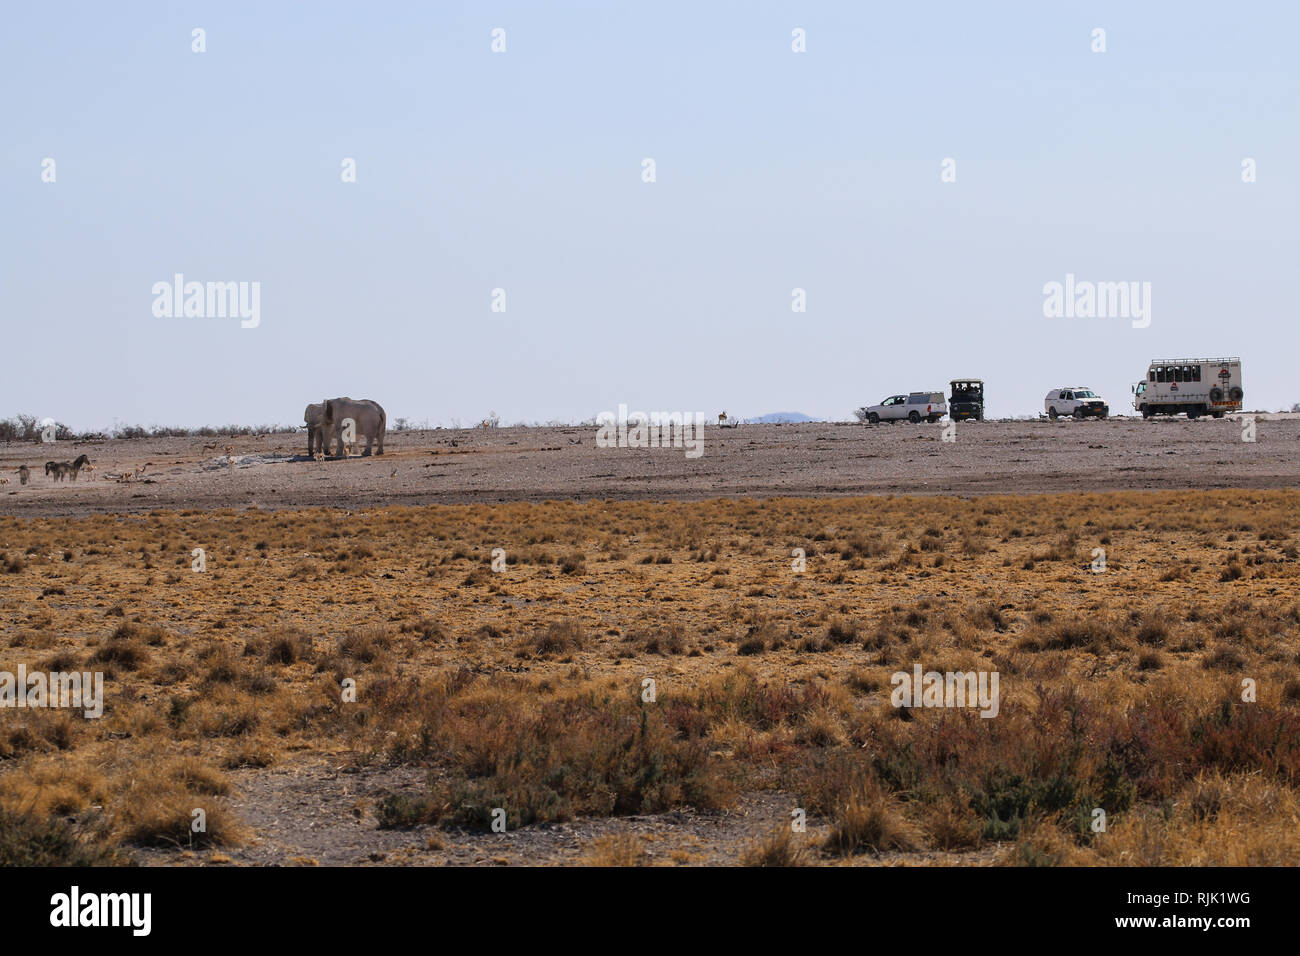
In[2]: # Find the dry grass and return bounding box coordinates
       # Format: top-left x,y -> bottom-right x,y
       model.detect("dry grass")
581,832 -> 653,867
1,489 -> 1299,864
740,827 -> 812,866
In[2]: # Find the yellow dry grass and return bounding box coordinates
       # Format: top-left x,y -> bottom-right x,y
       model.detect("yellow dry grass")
1,489 -> 1298,864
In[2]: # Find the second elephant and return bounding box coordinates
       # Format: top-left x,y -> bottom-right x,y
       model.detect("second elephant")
303,402 -> 328,457
321,397 -> 387,457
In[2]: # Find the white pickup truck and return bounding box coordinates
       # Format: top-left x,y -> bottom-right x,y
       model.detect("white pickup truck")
1132,357 -> 1243,419
856,391 -> 947,424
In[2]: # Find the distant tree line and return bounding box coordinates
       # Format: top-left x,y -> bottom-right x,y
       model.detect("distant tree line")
0,413 -> 298,443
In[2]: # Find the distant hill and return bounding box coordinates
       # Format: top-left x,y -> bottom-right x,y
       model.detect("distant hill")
745,412 -> 819,424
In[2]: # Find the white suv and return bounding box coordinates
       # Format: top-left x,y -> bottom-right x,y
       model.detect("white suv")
857,391 -> 947,424
1044,387 -> 1109,420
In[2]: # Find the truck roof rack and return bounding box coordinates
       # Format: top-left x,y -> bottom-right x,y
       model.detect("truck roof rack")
1149,357 -> 1240,365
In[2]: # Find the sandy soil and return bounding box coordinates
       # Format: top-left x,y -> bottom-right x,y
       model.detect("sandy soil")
134,758 -> 996,867
3,416 -> 1297,518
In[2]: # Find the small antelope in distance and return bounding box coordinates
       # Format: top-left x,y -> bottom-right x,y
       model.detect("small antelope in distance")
17,466 -> 29,485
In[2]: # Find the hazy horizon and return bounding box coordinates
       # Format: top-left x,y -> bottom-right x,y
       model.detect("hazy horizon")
4,2 -> 1297,430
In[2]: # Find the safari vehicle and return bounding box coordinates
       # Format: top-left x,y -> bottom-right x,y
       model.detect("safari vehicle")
856,391 -> 947,424
1132,357 -> 1243,419
949,379 -> 984,421
1044,387 -> 1108,420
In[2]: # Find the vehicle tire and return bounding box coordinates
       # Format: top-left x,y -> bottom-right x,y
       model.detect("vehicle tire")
1229,386 -> 1243,402
1073,407 -> 1085,419
1099,412 -> 1108,420
908,411 -> 921,424
1048,407 -> 1059,420
1212,411 -> 1225,419
1141,407 -> 1151,419
867,413 -> 879,425
1210,387 -> 1224,403
1187,408 -> 1200,420
928,415 -> 941,424
975,411 -> 983,422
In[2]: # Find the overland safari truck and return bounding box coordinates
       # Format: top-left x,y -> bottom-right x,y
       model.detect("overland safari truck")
1132,357 -> 1243,419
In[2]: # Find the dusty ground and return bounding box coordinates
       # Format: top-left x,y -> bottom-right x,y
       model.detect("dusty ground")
3,416 -> 1298,518
139,762 -> 995,867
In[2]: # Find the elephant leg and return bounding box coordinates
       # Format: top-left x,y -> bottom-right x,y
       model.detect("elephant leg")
307,428 -> 314,457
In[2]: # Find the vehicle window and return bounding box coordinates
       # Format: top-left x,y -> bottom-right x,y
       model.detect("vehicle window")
1156,367 -> 1165,383
1192,366 -> 1201,382
1076,390 -> 1094,398
1149,368 -> 1156,382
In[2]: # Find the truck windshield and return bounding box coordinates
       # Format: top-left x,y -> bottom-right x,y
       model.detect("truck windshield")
1075,390 -> 1096,399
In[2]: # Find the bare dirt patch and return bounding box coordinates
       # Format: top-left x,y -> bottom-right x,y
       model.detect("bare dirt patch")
3,417 -> 1297,519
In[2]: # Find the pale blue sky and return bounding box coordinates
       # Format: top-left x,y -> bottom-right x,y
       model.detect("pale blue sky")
3,1 -> 1297,428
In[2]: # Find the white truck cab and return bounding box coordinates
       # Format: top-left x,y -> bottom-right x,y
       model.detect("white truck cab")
1132,357 -> 1242,419
857,391 -> 947,424
1044,388 -> 1109,420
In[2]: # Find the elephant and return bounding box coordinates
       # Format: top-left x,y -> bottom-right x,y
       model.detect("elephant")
303,402 -> 328,457
321,397 -> 386,457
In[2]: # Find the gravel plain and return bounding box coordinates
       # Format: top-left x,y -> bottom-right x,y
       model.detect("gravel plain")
3,416 -> 1297,518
